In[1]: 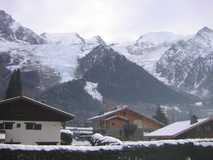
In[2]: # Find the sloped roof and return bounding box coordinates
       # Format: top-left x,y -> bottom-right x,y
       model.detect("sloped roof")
0,96 -> 74,121
88,106 -> 163,126
88,106 -> 127,120
145,117 -> 211,138
105,115 -> 128,121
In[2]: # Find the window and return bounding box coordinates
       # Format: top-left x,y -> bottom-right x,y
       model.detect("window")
4,122 -> 14,129
25,123 -> 42,130
16,123 -> 21,128
25,123 -> 34,130
0,122 -> 14,129
0,123 -> 4,129
34,124 -> 42,130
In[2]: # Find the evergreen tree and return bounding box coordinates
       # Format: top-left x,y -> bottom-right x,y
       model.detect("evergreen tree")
5,69 -> 23,99
153,106 -> 168,125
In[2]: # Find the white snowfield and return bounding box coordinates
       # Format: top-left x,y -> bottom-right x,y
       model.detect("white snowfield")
0,33 -> 104,82
0,139 -> 212,151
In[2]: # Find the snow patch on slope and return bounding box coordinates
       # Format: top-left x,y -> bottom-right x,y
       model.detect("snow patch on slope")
84,81 -> 103,102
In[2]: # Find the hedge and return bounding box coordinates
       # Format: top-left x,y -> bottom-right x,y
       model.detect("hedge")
0,139 -> 213,160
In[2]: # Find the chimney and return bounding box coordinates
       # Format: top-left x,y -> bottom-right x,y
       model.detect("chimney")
190,115 -> 198,124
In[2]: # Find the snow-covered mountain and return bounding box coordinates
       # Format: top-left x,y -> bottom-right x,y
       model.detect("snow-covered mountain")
76,45 -> 195,105
0,9 -> 211,98
0,10 -> 105,83
112,32 -> 185,76
0,10 -> 45,44
156,27 -> 213,97
0,10 -> 210,122
110,28 -> 213,100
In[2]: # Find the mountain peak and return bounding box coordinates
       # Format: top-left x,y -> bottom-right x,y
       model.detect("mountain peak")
0,10 -> 12,20
194,26 -> 213,47
86,35 -> 106,47
91,35 -> 106,45
0,10 -> 45,44
197,26 -> 213,34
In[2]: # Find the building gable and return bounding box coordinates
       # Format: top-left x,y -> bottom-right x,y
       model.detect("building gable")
0,96 -> 74,121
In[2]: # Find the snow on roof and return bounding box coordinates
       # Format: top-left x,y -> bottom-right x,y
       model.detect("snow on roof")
88,106 -> 163,126
65,127 -> 93,135
105,115 -> 128,121
66,127 -> 93,131
88,106 -> 127,120
145,117 -> 210,138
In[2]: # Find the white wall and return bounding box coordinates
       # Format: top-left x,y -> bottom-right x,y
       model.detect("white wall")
0,120 -> 63,145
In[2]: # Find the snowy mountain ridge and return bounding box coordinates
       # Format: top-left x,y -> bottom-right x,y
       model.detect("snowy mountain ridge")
156,27 -> 213,97
0,10 -> 45,44
1,10 -> 213,101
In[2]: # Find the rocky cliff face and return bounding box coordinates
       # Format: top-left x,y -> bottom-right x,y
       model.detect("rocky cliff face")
0,10 -> 45,44
156,27 -> 213,98
76,45 -> 195,105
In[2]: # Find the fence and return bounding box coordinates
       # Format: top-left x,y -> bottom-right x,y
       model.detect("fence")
0,139 -> 213,160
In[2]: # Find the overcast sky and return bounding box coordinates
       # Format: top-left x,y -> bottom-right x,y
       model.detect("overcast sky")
1,0 -> 213,41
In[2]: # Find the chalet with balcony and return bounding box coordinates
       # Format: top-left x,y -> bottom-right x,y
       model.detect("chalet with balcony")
88,106 -> 163,140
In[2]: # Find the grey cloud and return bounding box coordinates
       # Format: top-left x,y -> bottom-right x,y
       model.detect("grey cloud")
0,0 -> 213,41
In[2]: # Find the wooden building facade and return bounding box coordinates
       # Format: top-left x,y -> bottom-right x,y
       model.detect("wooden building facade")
88,106 -> 163,140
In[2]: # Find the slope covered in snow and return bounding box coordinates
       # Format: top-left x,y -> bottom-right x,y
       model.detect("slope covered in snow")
112,32 -> 186,80
84,81 -> 103,102
0,32 -> 105,82
156,27 -> 213,97
0,10 -> 45,44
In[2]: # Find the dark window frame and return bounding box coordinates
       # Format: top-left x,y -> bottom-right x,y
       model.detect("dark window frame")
25,123 -> 42,130
34,124 -> 42,130
16,123 -> 21,128
0,123 -> 4,129
4,122 -> 14,130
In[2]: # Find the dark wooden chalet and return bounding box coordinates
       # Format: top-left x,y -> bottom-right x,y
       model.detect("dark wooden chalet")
0,96 -> 74,121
